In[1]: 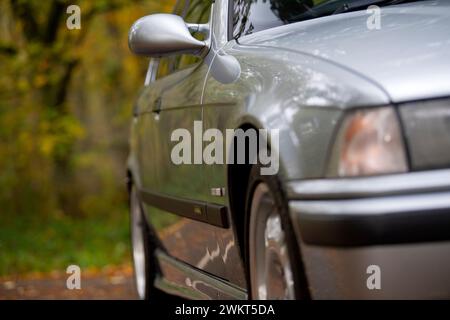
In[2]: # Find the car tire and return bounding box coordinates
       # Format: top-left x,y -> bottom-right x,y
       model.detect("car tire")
245,164 -> 310,300
129,185 -> 161,300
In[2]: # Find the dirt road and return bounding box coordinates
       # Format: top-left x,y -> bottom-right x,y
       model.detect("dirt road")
0,265 -> 138,300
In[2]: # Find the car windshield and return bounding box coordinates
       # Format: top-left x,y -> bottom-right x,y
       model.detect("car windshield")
277,0 -> 422,23
232,0 -> 425,38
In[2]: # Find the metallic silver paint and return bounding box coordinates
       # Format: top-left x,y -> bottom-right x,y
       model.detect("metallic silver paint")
128,14 -> 207,57
154,249 -> 247,300
300,241 -> 450,299
287,168 -> 450,200
238,0 -> 450,103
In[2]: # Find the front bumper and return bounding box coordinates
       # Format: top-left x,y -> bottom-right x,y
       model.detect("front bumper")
288,169 -> 450,247
287,169 -> 450,299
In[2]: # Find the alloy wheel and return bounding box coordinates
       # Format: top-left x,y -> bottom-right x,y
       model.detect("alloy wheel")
130,188 -> 147,300
249,183 -> 295,300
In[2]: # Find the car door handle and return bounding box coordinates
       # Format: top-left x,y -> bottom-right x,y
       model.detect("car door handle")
152,97 -> 162,113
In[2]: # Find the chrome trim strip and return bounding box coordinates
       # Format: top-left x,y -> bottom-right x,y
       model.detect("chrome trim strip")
291,191 -> 450,217
287,169 -> 450,200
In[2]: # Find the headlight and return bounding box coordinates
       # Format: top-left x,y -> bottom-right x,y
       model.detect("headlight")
330,107 -> 408,177
399,98 -> 450,170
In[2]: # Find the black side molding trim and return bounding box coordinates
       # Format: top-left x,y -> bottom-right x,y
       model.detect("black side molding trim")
295,209 -> 450,247
139,189 -> 229,228
290,191 -> 450,247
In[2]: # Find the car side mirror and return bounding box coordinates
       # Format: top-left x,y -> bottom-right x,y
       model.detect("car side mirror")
128,14 -> 208,58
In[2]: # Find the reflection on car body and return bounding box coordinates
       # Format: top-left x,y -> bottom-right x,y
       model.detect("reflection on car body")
127,0 -> 450,300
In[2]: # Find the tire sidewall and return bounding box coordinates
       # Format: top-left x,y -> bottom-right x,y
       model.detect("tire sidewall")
245,164 -> 309,300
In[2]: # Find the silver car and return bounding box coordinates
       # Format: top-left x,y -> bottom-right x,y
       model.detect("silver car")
126,0 -> 450,300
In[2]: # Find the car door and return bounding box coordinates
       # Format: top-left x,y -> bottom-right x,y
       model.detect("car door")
136,0 -> 230,284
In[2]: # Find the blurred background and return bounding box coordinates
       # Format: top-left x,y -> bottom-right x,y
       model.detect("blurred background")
0,0 -> 176,298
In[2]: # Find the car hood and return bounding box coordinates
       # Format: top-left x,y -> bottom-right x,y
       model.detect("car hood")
239,0 -> 450,103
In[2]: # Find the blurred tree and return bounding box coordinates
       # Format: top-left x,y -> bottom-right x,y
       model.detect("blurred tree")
0,0 -> 175,217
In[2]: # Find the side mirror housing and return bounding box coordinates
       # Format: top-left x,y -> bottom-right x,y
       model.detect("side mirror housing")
128,14 -> 207,58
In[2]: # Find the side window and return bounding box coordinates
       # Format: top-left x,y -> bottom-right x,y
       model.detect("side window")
155,0 -> 213,80
155,57 -> 176,80
176,0 -> 213,70
232,0 -> 316,39
186,0 -> 213,24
